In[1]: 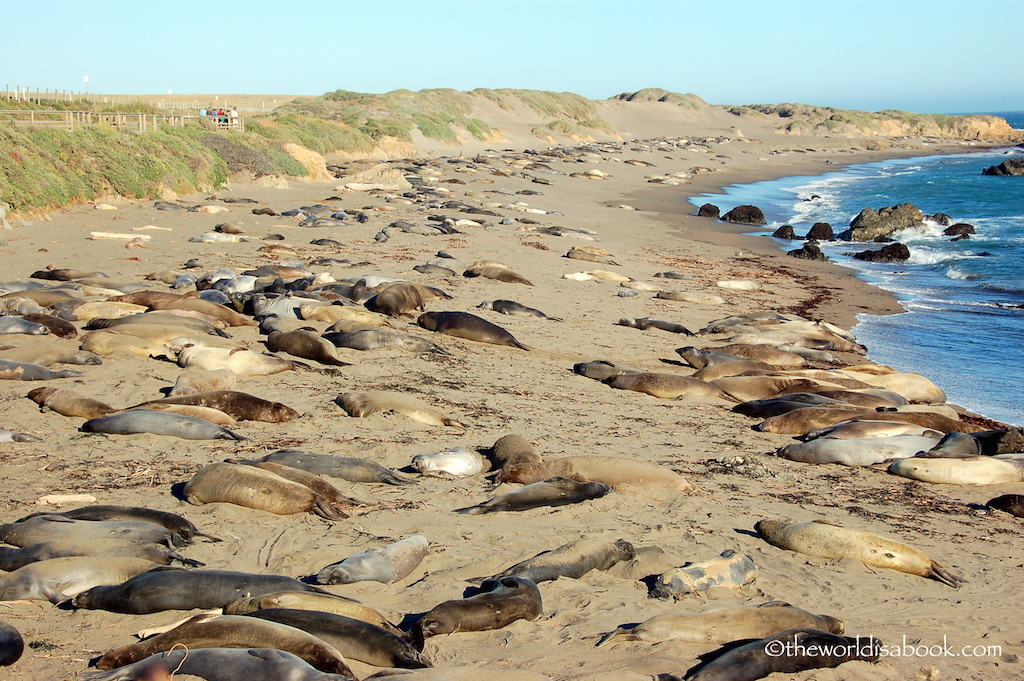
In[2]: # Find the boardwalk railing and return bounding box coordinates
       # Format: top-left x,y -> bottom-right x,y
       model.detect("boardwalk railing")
0,110 -> 245,133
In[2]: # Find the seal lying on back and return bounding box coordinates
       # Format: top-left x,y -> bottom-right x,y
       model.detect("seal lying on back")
478,299 -> 562,321
0,556 -> 158,602
454,477 -> 611,514
336,391 -> 465,427
94,613 -> 354,676
418,311 -> 530,350
497,455 -> 696,491
755,518 -> 961,587
317,535 -> 429,585
0,358 -> 82,380
246,609 -> 431,668
82,647 -> 352,681
73,568 -> 329,613
0,619 -> 24,666
81,410 -> 244,441
480,537 -> 635,589
597,601 -> 844,646
254,450 -> 415,485
412,577 -> 543,649
685,627 -> 881,681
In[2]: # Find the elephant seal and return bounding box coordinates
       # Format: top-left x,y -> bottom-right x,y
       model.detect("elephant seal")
920,431 -> 982,458
253,450 -> 415,485
0,344 -> 101,366
734,394 -> 851,418
231,460 -> 367,509
617,318 -> 694,335
565,248 -> 618,265
755,518 -> 960,587
82,410 -> 244,441
413,447 -> 487,476
597,601 -> 843,647
17,504 -> 217,543
853,410 -> 984,433
131,391 -> 299,423
488,434 -> 543,467
27,386 -> 117,418
480,537 -> 634,589
713,344 -> 807,367
367,282 -> 430,317
175,346 -> 294,376
777,434 -> 940,466
693,360 -> 776,381
225,591 -> 401,635
0,429 -> 41,442
454,477 -> 611,515
478,299 -> 562,321
755,407 -> 874,435
317,535 -> 429,585
94,613 -> 353,676
73,568 -> 329,614
803,420 -> 941,441
336,391 -> 465,427
0,538 -> 200,571
685,627 -> 881,681
152,297 -> 256,327
324,328 -> 443,353
0,619 -> 23,666
988,494 -> 1024,517
81,648 -> 347,681
603,372 -> 733,401
21,312 -> 78,338
184,462 -> 350,520
887,456 -> 1024,485
0,358 -> 82,380
711,376 -> 850,403
464,264 -> 534,286
0,317 -> 49,335
168,367 -> 237,395
0,515 -> 184,548
651,549 -> 758,599
245,609 -> 430,668
572,359 -> 643,381
418,311 -> 530,350
412,577 -> 542,649
496,455 -> 696,491
267,330 -> 354,366
0,556 -> 158,602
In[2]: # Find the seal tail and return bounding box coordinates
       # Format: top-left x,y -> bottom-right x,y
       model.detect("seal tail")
191,530 -> 223,543
312,497 -> 350,521
929,561 -> 962,588
218,427 -> 246,441
170,552 -> 206,568
452,505 -> 484,515
513,340 -> 532,351
596,627 -> 638,647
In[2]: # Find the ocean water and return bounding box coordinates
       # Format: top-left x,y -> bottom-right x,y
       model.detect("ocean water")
690,113 -> 1024,426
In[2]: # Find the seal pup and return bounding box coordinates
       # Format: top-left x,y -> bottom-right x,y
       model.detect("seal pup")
27,386 -> 117,418
617,317 -> 694,335
488,433 -> 543,467
603,372 -> 733,401
497,455 -> 696,491
597,601 -> 844,647
411,577 -> 542,649
453,477 -> 611,514
480,537 -> 635,589
0,619 -> 23,666
94,613 -> 354,676
244,609 -> 431,668
81,410 -> 244,441
266,329 -> 354,366
131,391 -> 299,423
225,591 -> 401,635
253,450 -> 415,485
685,627 -> 881,681
478,299 -> 562,321
80,648 -> 348,681
418,311 -> 530,350
988,494 -> 1024,517
887,455 -> 1024,485
73,568 -> 329,614
336,391 -> 465,427
652,550 -> 758,599
413,447 -> 488,476
755,518 -> 960,587
0,556 -> 158,602
317,535 -> 429,585
184,462 -> 350,520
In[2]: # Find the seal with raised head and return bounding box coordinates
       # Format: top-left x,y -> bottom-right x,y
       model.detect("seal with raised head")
336,391 -> 465,427
480,537 -> 634,589
755,518 -> 960,587
94,613 -> 353,676
317,535 -> 429,585
454,477 -> 611,515
418,311 -> 530,350
184,462 -> 350,520
597,601 -> 844,647
411,577 -> 542,649
80,647 -> 346,681
603,372 -> 733,401
0,619 -> 24,667
496,455 -> 696,491
81,410 -> 244,441
253,449 -> 415,485
73,568 -> 329,614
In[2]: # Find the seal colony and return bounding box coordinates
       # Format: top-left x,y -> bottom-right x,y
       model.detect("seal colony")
0,124 -> 1020,681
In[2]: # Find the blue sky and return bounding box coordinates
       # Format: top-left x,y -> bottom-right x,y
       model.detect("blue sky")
4,0 -> 1021,114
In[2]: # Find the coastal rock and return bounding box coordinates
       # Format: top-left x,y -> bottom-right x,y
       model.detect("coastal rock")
852,243 -> 911,262
772,225 -> 796,239
982,158 -> 1024,176
943,223 -> 975,237
839,203 -> 924,241
804,222 -> 834,241
720,204 -> 766,225
698,203 -> 720,219
929,213 -> 954,226
788,240 -> 827,261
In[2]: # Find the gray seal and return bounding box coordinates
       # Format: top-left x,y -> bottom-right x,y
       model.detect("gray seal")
0,538 -> 201,571
0,358 -> 82,380
81,410 -> 244,440
16,504 -> 218,543
454,477 -> 611,514
80,647 -> 347,681
477,299 -> 562,321
316,535 -> 429,585
480,537 -> 634,589
0,515 -> 185,548
254,450 -> 415,485
418,311 -> 530,350
411,577 -> 543,649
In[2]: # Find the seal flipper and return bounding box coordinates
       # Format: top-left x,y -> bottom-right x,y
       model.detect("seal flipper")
312,496 -> 350,521
217,427 -> 246,442
596,626 -> 640,647
928,561 -> 962,588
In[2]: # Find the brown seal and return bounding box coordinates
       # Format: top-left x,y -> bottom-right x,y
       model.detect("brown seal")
480,537 -> 635,589
168,368 -> 237,395
411,577 -> 542,649
28,387 -> 117,418
130,391 -> 299,422
224,590 -> 401,635
497,455 -> 696,491
0,618 -> 23,666
152,297 -> 256,327
184,462 -> 350,520
488,434 -> 543,467
336,391 -> 464,427
603,372 -> 733,401
464,263 -> 534,286
454,477 -> 611,514
367,282 -> 448,317
266,329 -> 354,366
21,312 -> 78,338
988,494 -> 1024,517
418,311 -> 530,350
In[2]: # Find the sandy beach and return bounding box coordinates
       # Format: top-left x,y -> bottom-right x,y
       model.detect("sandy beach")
0,113 -> 1021,681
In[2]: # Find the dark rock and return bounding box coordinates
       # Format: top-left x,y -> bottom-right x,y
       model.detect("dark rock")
839,203 -> 924,241
929,213 -> 954,226
853,243 -> 911,262
804,222 -> 834,241
698,203 -> 720,219
950,234 -> 970,241
943,223 -> 975,237
772,225 -> 796,239
721,204 -> 766,225
788,240 -> 827,261
873,235 -> 894,243
982,158 -> 1024,176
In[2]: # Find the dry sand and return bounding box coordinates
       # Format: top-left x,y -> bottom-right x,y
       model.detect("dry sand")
0,122 -> 1021,681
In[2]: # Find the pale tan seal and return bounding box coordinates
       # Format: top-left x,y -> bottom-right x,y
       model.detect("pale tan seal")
464,263 -> 534,285
887,455 -> 1024,485
755,518 -> 960,587
175,346 -> 294,376
651,549 -> 758,598
603,372 -> 733,401
317,535 -> 429,585
224,590 -> 401,635
81,648 -> 348,681
27,386 -> 117,418
169,368 -> 237,395
184,462 -> 350,520
496,455 -> 696,491
336,391 -> 465,427
0,556 -> 158,602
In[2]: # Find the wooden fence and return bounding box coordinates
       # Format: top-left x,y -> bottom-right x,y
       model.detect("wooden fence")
0,110 -> 244,132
